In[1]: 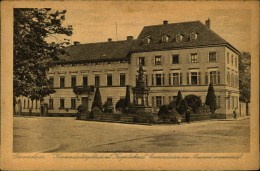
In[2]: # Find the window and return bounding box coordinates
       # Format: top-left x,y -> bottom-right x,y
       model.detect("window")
227,72 -> 230,85
231,74 -> 234,87
190,32 -> 197,40
35,100 -> 38,109
107,74 -> 112,86
155,74 -> 164,86
60,77 -> 65,88
120,73 -> 126,86
31,100 -> 33,109
171,73 -> 182,85
138,57 -> 145,66
235,57 -> 238,68
155,56 -> 162,65
71,76 -> 76,87
190,53 -> 198,63
209,52 -> 217,62
162,35 -> 169,43
231,55 -> 234,65
235,75 -> 238,87
23,99 -> 26,109
227,52 -> 230,64
172,55 -> 179,64
155,96 -> 163,107
176,34 -> 183,42
143,37 -> 151,45
71,98 -> 76,109
217,96 -> 221,108
107,97 -> 113,103
27,99 -> 30,109
209,71 -> 220,84
187,71 -> 200,85
60,98 -> 65,109
95,75 -> 100,87
49,99 -> 54,109
49,77 -> 54,88
227,97 -> 230,109
83,76 -> 88,86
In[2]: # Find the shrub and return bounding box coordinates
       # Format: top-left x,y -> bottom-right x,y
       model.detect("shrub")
103,100 -> 114,113
89,106 -> 103,119
168,100 -> 176,110
176,91 -> 183,107
205,83 -> 217,113
133,112 -> 160,124
158,105 -> 169,121
198,104 -> 211,114
178,99 -> 188,115
77,104 -> 88,113
91,87 -> 103,110
184,94 -> 202,114
116,98 -> 125,112
168,108 -> 180,123
124,85 -> 131,112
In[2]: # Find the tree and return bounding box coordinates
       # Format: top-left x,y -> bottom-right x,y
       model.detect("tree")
176,91 -> 183,107
91,87 -> 103,110
205,83 -> 217,113
184,94 -> 202,113
239,52 -> 251,103
116,98 -> 125,112
178,99 -> 188,115
124,85 -> 131,112
13,9 -> 73,109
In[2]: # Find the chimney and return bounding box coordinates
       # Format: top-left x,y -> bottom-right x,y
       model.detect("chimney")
108,38 -> 112,42
163,20 -> 168,25
74,41 -> 80,45
127,36 -> 134,41
205,18 -> 210,29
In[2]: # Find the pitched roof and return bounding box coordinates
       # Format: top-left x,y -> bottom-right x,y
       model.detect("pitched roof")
132,21 -> 239,53
59,40 -> 135,63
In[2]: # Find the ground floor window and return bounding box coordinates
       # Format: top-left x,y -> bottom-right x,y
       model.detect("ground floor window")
35,100 -> 38,109
155,96 -> 163,107
71,98 -> 76,109
49,99 -> 54,109
217,96 -> 221,108
227,98 -> 230,109
60,98 -> 65,109
23,99 -> 26,109
27,99 -> 30,109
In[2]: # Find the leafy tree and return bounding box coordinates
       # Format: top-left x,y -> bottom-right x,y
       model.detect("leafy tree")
116,98 -> 125,111
178,99 -> 188,115
239,52 -> 251,103
158,105 -> 169,121
184,94 -> 202,113
124,85 -> 131,112
91,87 -> 103,110
205,83 -> 217,113
176,91 -> 183,107
13,8 -> 73,109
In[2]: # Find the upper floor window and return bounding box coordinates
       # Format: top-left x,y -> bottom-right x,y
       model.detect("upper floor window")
172,54 -> 179,64
71,76 -> 76,87
231,54 -> 234,65
161,35 -> 169,43
83,76 -> 88,86
107,74 -> 113,86
190,53 -> 198,63
176,34 -> 183,42
60,77 -> 65,88
235,57 -> 238,68
155,56 -> 162,65
227,72 -> 230,85
209,52 -> 217,62
170,72 -> 182,85
143,37 -> 151,45
120,73 -> 126,86
209,71 -> 220,84
155,73 -> 165,86
187,71 -> 200,85
95,75 -> 100,87
49,77 -> 54,88
190,32 -> 198,40
138,57 -> 145,66
227,52 -> 230,64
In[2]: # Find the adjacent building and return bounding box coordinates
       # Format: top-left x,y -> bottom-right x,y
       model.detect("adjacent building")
17,19 -> 240,118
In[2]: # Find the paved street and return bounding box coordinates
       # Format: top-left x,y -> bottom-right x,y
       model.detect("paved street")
13,117 -> 250,153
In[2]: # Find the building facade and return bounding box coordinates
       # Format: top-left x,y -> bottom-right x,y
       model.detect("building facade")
17,19 -> 240,118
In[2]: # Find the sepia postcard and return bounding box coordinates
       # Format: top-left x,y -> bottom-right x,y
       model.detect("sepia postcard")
1,0 -> 259,170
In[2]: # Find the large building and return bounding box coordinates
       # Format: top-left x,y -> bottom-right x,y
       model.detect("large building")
17,19 -> 240,118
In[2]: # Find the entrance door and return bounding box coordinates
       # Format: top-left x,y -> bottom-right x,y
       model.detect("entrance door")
81,97 -> 88,111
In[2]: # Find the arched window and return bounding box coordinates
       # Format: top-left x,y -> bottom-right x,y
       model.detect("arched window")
143,37 -> 151,45
176,34 -> 183,43
161,35 -> 169,43
190,32 -> 198,40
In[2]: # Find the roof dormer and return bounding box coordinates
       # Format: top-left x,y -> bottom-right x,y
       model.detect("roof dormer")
143,36 -> 151,45
176,33 -> 183,43
161,35 -> 169,43
190,31 -> 198,41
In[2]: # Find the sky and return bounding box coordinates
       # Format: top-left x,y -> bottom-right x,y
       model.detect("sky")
58,1 -> 252,52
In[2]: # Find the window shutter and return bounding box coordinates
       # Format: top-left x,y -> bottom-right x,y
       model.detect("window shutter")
205,72 -> 208,85
218,71 -> 220,84
198,72 -> 201,85
168,73 -> 171,85
187,72 -> 190,85
180,73 -> 182,85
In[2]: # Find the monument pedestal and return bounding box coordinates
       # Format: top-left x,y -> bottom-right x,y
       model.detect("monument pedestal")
129,105 -> 152,114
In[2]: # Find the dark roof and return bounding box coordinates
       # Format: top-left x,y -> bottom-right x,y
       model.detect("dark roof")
132,21 -> 240,54
59,40 -> 135,63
